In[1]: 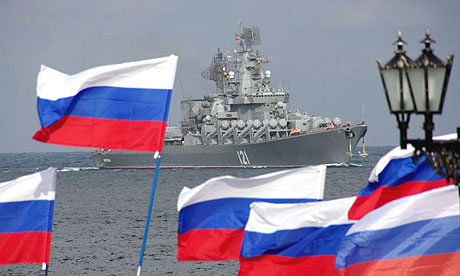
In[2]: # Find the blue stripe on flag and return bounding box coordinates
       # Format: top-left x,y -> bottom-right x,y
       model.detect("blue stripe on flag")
37,86 -> 172,128
241,224 -> 352,258
178,197 -> 319,234
359,155 -> 443,196
335,215 -> 460,269
0,200 -> 54,233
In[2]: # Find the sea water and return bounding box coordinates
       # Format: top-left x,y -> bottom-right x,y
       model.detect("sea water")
0,146 -> 392,276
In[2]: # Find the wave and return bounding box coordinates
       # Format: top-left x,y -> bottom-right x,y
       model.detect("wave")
58,167 -> 99,172
325,163 -> 362,167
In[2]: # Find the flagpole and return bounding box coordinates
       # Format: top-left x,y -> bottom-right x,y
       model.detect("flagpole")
42,263 -> 48,276
137,152 -> 162,276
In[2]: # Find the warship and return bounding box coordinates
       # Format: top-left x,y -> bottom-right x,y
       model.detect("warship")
92,25 -> 367,169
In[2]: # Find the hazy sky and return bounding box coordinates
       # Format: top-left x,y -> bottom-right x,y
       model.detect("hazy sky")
1,0 -> 459,153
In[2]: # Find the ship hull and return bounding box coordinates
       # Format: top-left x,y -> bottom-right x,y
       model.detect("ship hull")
92,125 -> 367,169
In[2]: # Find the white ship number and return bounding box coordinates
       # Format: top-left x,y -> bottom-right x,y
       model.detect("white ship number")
236,150 -> 251,165
103,158 -> 112,163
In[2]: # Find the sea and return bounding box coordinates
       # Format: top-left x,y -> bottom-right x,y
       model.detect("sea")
0,146 -> 392,276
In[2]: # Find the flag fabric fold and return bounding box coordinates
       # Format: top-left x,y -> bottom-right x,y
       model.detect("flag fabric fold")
33,55 -> 178,152
348,144 -> 451,220
336,185 -> 460,275
0,168 -> 57,265
238,197 -> 356,276
177,166 -> 326,261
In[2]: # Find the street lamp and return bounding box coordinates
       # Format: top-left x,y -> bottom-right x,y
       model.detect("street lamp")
377,31 -> 415,149
377,29 -> 460,185
407,29 -> 454,142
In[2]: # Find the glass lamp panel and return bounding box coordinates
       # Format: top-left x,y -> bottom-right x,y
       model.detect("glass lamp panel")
407,68 -> 425,112
382,69 -> 414,112
427,67 -> 446,113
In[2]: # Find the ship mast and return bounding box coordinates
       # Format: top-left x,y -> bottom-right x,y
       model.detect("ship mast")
358,106 -> 368,158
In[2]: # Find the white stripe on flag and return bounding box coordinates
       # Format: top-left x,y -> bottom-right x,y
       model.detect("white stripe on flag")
245,197 -> 356,233
368,133 -> 458,183
346,185 -> 458,235
0,168 -> 56,203
177,165 -> 326,211
38,55 -> 178,100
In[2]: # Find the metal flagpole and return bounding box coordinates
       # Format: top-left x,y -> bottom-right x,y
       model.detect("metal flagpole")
42,263 -> 48,276
137,152 -> 162,276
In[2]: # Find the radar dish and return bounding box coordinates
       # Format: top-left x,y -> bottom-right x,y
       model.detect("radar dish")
243,26 -> 261,46
201,50 -> 226,92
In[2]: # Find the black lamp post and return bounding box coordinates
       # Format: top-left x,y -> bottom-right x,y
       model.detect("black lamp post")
377,29 -> 460,185
407,29 -> 454,142
377,31 -> 415,149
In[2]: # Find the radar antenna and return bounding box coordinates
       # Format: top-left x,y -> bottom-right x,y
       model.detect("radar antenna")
201,49 -> 227,93
234,25 -> 261,49
241,26 -> 261,47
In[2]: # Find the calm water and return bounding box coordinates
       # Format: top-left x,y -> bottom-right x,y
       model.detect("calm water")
0,146 -> 392,276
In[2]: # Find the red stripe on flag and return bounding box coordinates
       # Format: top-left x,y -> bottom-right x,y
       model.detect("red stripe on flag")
177,229 -> 244,261
339,252 -> 460,276
238,255 -> 339,276
33,115 -> 167,152
348,179 -> 450,220
0,232 -> 52,265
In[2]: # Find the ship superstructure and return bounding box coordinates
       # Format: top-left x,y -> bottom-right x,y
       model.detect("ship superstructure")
176,26 -> 345,146
92,25 -> 367,169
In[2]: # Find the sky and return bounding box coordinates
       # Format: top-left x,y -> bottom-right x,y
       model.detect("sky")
1,0 -> 459,153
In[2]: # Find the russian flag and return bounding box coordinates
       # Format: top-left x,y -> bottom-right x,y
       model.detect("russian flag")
33,55 -> 178,152
348,144 -> 451,220
0,168 -> 56,265
177,166 -> 326,261
336,185 -> 460,275
238,197 -> 356,276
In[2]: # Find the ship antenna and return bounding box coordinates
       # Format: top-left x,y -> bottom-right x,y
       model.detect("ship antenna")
358,106 -> 368,158
235,20 -> 244,51
178,66 -> 185,100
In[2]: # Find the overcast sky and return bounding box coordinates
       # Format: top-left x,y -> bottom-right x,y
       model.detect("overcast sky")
1,0 -> 459,153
